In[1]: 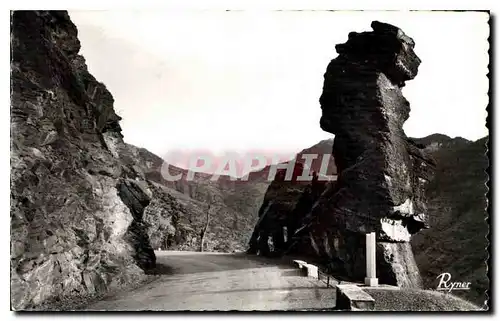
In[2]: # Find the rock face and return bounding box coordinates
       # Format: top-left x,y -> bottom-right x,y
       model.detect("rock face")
10,11 -> 188,309
308,21 -> 436,287
246,164 -> 311,256
247,161 -> 333,257
9,9 -> 270,308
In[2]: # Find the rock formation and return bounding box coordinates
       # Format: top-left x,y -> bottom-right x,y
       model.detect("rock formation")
306,21 -> 436,287
247,162 -> 332,256
9,11 -> 189,309
248,21 -> 436,288
246,164 -> 309,256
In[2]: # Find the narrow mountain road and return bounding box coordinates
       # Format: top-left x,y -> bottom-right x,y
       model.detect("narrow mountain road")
86,251 -> 337,311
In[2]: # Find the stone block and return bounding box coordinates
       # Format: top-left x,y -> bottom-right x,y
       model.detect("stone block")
293,259 -> 307,269
305,264 -> 319,279
336,284 -> 375,311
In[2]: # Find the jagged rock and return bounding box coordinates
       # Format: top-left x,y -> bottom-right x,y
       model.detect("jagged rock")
142,182 -> 186,251
247,166 -> 327,257
9,10 -> 167,309
10,8 -> 266,308
117,179 -> 156,270
247,21 -> 436,288
246,139 -> 335,257
305,21 -> 436,287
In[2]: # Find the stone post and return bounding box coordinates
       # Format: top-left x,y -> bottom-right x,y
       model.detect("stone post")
365,232 -> 378,286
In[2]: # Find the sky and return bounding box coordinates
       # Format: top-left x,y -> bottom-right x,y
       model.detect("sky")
69,10 -> 489,159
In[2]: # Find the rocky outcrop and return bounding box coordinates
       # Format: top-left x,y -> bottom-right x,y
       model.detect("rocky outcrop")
306,21 -> 436,287
10,11 -> 187,309
248,21 -> 436,288
247,164 -> 329,256
117,179 -> 156,270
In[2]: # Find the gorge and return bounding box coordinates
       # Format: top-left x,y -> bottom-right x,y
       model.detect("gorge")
10,11 -> 489,310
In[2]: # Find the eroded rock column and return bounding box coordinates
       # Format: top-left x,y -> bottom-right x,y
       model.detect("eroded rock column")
311,21 -> 436,287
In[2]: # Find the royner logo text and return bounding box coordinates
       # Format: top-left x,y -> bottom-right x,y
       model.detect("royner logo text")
436,273 -> 471,292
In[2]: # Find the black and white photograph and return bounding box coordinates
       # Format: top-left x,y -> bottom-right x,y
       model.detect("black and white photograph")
7,3 -> 491,313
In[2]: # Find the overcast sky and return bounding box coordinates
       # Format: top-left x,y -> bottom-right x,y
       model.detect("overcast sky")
69,10 -> 489,158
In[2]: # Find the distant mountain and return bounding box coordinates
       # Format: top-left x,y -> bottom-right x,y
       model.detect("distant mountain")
411,134 -> 489,307
124,138 -> 337,252
122,144 -> 269,252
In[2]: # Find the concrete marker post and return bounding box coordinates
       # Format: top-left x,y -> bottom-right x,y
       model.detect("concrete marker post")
364,232 -> 378,286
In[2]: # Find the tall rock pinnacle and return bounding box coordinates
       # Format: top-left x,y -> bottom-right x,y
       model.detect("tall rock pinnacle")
311,21 -> 436,287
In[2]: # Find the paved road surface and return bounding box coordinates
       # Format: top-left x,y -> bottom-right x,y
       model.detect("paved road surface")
86,251 -> 336,311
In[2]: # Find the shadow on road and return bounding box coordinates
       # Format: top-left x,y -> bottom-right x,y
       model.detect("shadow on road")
280,269 -> 303,277
151,252 -> 298,276
229,253 -> 300,268
146,263 -> 176,275
192,286 -> 329,295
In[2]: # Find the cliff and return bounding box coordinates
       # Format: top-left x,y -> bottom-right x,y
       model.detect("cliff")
10,10 -> 193,309
9,9 -> 272,308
